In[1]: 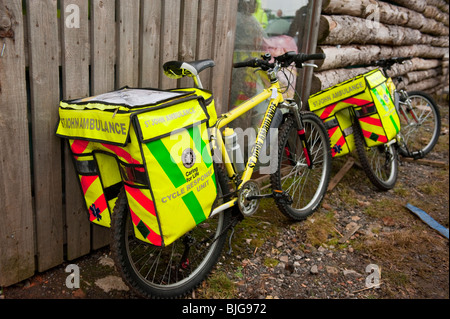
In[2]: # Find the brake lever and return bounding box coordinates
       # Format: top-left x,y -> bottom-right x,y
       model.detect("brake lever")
302,63 -> 318,68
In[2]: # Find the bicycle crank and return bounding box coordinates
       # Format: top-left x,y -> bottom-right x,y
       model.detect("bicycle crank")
238,181 -> 295,217
237,180 -> 261,217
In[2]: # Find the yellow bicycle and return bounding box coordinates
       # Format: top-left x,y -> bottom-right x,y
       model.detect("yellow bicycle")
110,51 -> 332,298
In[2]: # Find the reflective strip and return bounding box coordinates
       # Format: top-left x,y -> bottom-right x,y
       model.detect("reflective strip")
359,116 -> 383,127
182,192 -> 207,224
344,97 -> 370,106
89,193 -> 108,223
125,186 -> 156,217
318,103 -> 338,119
328,126 -> 347,157
100,143 -> 141,165
188,125 -> 212,168
80,175 -> 98,195
129,207 -> 162,246
147,139 -> 186,188
124,185 -> 162,245
389,115 -> 400,134
362,129 -> 387,143
317,96 -> 372,120
80,175 -> 110,226
70,139 -> 90,154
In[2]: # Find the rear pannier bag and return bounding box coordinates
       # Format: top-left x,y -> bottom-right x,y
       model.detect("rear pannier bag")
56,88 -> 218,247
308,69 -> 401,157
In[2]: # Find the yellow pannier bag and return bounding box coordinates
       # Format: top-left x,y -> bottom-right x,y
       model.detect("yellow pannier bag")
56,87 -> 218,247
308,69 -> 400,156
170,88 -> 217,127
323,108 -> 355,158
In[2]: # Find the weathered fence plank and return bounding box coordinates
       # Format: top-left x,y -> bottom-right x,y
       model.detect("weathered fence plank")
90,0 -> 116,250
26,0 -> 64,272
116,0 -> 140,88
211,0 -> 238,114
160,0 -> 181,89
179,0 -> 199,88
196,0 -> 216,90
61,0 -> 92,260
139,0 -> 162,88
0,0 -> 35,287
91,0 -> 116,95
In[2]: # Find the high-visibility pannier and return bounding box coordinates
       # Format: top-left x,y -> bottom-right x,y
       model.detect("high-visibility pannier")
56,87 -> 218,247
308,69 -> 401,157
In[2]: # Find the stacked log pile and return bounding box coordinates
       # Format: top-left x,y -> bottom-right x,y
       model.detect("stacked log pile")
312,0 -> 449,95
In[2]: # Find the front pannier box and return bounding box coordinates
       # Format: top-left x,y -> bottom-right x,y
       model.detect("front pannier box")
308,69 -> 401,157
56,88 -> 218,247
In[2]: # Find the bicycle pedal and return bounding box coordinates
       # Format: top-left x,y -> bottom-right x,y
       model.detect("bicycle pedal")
273,190 -> 293,205
411,150 -> 424,160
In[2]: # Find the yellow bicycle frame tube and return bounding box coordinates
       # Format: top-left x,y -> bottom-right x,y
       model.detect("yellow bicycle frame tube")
209,82 -> 284,217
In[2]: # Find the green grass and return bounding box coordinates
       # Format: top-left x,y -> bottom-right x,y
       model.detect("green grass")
198,271 -> 237,299
304,211 -> 338,247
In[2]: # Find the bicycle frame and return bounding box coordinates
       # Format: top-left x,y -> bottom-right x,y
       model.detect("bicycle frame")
208,81 -> 283,217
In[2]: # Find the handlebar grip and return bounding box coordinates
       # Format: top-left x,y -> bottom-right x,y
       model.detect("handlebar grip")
304,53 -> 326,61
233,59 -> 257,68
294,53 -> 326,66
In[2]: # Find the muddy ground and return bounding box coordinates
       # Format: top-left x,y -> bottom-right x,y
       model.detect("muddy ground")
1,101 -> 448,303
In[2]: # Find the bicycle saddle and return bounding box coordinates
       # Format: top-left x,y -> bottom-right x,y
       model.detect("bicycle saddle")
163,59 -> 215,79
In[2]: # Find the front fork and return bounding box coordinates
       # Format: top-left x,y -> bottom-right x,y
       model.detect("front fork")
281,100 -> 313,169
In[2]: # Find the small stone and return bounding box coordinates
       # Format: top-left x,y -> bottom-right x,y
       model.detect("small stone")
310,265 -> 319,274
95,276 -> 129,293
279,255 -> 289,263
343,269 -> 363,277
346,222 -> 358,231
98,255 -> 115,268
326,266 -> 339,275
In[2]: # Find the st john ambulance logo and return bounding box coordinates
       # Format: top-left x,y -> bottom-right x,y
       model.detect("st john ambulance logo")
182,148 -> 196,169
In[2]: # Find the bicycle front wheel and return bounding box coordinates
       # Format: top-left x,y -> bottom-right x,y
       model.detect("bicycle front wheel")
353,121 -> 398,191
271,112 -> 332,220
110,164 -> 232,299
397,91 -> 441,159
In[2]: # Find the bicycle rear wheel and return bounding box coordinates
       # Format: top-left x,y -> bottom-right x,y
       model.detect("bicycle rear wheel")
271,112 -> 332,220
110,164 -> 232,299
353,121 -> 398,191
397,91 -> 441,159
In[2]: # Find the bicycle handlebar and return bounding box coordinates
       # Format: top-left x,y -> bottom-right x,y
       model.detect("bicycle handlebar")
370,56 -> 413,69
233,51 -> 326,70
295,53 -> 326,63
233,58 -> 266,69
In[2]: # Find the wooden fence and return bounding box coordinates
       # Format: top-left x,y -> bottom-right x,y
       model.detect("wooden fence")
0,0 -> 238,287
